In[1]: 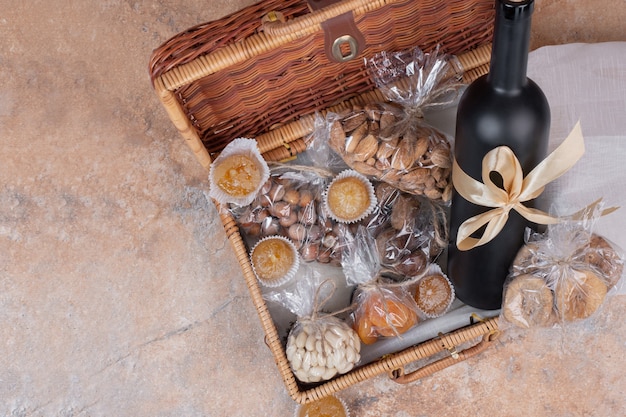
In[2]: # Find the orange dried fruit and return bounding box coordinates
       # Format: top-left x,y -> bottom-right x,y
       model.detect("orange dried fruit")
362,290 -> 418,338
355,315 -> 378,345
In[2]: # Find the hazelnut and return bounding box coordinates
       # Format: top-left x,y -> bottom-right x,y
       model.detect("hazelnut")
261,217 -> 280,236
390,195 -> 420,231
268,183 -> 285,202
298,203 -> 317,226
260,180 -> 272,195
300,242 -> 320,262
322,233 -> 337,249
317,247 -> 332,263
307,224 -> 324,242
269,201 -> 291,218
298,189 -> 314,207
279,211 -> 298,228
255,209 -> 271,223
283,189 -> 300,205
288,223 -> 307,242
242,222 -> 261,238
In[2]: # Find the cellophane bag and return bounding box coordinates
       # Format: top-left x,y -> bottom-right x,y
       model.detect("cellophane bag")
342,226 -> 420,345
364,181 -> 448,280
263,266 -> 361,383
231,164 -> 350,265
501,206 -> 624,329
324,46 -> 462,202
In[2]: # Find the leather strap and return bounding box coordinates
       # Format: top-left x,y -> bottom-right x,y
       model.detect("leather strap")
307,0 -> 342,11
320,11 -> 366,63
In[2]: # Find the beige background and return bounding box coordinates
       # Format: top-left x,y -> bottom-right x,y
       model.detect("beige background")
1,1 -> 625,416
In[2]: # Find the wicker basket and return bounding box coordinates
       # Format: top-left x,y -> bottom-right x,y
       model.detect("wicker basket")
150,0 -> 500,404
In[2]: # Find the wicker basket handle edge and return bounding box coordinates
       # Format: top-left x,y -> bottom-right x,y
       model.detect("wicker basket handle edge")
389,317 -> 501,385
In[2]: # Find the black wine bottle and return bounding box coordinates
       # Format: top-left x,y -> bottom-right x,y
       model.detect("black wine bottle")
447,0 -> 550,310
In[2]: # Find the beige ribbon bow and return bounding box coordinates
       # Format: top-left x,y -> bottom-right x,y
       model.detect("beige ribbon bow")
453,122 -> 588,251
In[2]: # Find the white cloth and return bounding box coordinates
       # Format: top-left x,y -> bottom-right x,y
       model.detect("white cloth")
528,42 -> 626,294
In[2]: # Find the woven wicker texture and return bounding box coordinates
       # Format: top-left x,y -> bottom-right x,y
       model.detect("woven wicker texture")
150,0 -> 494,161
150,0 -> 498,404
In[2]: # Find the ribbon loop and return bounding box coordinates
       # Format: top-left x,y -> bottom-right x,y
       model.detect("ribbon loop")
453,122 -> 589,251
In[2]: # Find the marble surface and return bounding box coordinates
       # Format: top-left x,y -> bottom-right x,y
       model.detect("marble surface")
1,1 -> 625,416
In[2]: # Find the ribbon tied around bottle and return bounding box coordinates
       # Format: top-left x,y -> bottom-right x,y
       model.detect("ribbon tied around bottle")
452,122 -> 617,251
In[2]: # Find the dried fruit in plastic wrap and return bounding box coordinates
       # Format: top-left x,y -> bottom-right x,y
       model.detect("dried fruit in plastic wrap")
501,204 -> 624,328
352,285 -> 419,345
322,46 -> 462,202
363,182 -> 448,278
501,273 -> 556,329
342,226 -> 420,344
263,268 -> 361,384
231,164 -> 348,266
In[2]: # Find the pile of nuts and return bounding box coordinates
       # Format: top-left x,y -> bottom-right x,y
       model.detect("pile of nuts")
236,176 -> 349,265
285,318 -> 361,383
328,103 -> 453,201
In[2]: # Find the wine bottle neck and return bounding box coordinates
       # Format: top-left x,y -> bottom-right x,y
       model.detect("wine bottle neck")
487,0 -> 534,92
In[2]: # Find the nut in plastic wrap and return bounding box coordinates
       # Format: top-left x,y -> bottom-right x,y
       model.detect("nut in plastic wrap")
319,46 -> 463,202
263,269 -> 361,384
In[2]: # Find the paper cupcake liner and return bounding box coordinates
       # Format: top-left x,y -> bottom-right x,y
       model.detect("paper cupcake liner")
323,169 -> 377,224
250,235 -> 300,288
208,137 -> 270,207
294,394 -> 350,417
413,264 -> 455,319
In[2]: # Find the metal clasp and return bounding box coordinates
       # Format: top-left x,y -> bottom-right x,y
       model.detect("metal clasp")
438,332 -> 460,360
331,35 -> 359,62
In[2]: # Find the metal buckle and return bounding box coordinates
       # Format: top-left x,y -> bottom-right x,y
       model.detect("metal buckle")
331,35 -> 359,62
